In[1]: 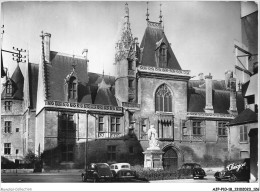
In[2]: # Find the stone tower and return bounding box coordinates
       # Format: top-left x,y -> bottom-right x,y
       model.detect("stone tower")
115,3 -> 139,105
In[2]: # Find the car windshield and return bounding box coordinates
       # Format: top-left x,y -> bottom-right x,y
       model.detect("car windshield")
193,164 -> 201,168
121,165 -> 130,169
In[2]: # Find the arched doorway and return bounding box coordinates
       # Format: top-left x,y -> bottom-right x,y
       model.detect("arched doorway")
163,148 -> 178,171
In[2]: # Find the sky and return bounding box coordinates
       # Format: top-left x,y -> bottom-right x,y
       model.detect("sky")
1,1 -> 242,80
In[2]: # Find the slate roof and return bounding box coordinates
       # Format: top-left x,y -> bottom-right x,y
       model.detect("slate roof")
140,21 -> 182,70
1,65 -> 24,100
28,63 -> 39,109
229,108 -> 258,126
188,81 -> 245,114
45,51 -> 117,105
46,51 -> 91,103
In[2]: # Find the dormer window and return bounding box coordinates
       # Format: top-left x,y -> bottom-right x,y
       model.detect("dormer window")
159,44 -> 167,67
6,81 -> 13,97
68,77 -> 77,100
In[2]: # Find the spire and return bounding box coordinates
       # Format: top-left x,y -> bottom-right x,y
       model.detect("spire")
125,2 -> 129,19
146,2 -> 149,21
159,3 -> 163,23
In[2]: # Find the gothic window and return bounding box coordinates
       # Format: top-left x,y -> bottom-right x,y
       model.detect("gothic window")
155,84 -> 172,112
68,77 -> 77,100
61,144 -> 74,162
6,81 -> 13,97
140,118 -> 148,140
61,114 -> 74,132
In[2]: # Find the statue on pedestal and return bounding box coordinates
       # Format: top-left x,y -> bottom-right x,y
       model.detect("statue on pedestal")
147,124 -> 160,150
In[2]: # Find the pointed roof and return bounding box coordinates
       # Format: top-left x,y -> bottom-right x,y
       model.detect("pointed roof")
229,108 -> 258,126
140,21 -> 182,70
1,65 -> 24,100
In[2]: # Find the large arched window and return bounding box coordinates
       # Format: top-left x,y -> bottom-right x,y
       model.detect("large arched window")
155,84 -> 172,112
68,77 -> 77,100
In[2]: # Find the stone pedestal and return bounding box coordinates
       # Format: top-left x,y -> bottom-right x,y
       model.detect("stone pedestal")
143,149 -> 164,170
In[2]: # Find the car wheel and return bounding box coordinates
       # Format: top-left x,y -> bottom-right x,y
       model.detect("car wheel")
215,178 -> 221,181
229,174 -> 237,182
93,176 -> 99,183
199,176 -> 204,179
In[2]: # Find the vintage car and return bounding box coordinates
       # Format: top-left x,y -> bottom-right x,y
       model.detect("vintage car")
177,163 -> 206,179
110,163 -> 137,180
214,159 -> 250,182
81,163 -> 113,182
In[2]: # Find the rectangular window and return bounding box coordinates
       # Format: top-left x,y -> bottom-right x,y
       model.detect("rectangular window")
6,83 -> 13,96
4,101 -> 12,111
140,118 -> 148,140
192,121 -> 202,135
247,95 -> 255,105
110,117 -> 120,132
129,112 -> 134,123
107,145 -> 116,162
182,120 -> 188,135
16,128 -> 19,132
98,116 -> 104,132
61,144 -> 74,162
218,122 -> 227,136
4,121 -> 12,133
4,143 -> 11,155
16,149 -> 19,154
240,125 -> 248,142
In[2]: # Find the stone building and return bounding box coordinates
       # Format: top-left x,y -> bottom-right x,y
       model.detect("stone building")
2,4 -> 246,171
1,55 -> 38,166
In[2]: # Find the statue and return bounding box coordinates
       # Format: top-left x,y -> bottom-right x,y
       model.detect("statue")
147,125 -> 160,150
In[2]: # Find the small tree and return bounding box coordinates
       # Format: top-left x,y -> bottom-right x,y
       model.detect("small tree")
24,150 -> 42,172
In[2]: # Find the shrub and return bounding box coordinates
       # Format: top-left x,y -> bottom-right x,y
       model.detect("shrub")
136,169 -> 179,181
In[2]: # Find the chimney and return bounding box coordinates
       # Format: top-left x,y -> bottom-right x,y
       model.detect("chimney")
225,70 -> 233,89
205,73 -> 214,113
43,33 -> 51,63
229,77 -> 238,115
82,49 -> 89,83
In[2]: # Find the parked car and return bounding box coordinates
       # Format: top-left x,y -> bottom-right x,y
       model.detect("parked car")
177,163 -> 206,179
110,163 -> 137,180
214,159 -> 250,182
81,163 -> 113,182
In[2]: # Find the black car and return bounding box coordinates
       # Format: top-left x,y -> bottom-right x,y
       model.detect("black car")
177,163 -> 206,179
81,163 -> 113,182
214,159 -> 250,182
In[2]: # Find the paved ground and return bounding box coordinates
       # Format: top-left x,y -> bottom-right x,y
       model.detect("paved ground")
1,172 -> 248,183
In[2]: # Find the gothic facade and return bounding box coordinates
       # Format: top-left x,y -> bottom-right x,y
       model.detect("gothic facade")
1,4 -> 246,171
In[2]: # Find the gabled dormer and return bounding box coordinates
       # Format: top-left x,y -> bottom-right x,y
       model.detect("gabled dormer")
1,65 -> 24,100
64,66 -> 78,103
155,38 -> 168,68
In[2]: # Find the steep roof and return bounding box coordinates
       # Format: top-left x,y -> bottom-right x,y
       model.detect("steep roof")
140,21 -> 181,70
44,51 -> 117,105
229,108 -> 258,126
28,63 -> 39,109
1,65 -> 24,100
45,51 -> 91,103
187,86 -> 245,114
94,79 -> 118,106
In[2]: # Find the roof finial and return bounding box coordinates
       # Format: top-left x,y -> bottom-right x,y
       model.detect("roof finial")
159,3 -> 163,23
125,2 -> 129,18
146,2 -> 149,21
72,53 -> 76,69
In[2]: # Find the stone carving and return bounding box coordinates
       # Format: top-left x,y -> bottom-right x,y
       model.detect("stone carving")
147,125 -> 160,150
